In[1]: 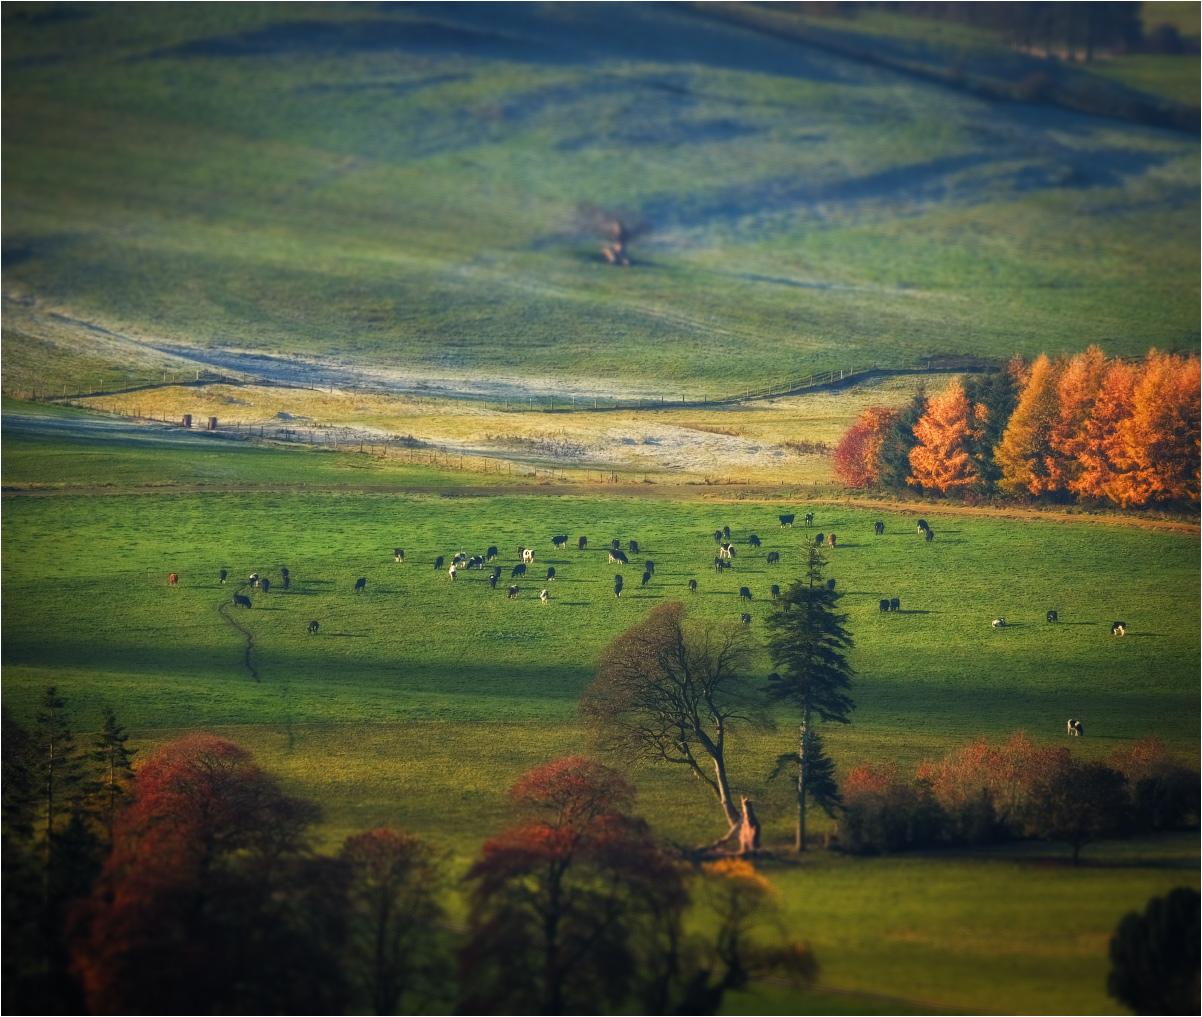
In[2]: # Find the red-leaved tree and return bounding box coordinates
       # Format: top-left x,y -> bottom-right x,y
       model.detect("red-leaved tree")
833,407 -> 899,489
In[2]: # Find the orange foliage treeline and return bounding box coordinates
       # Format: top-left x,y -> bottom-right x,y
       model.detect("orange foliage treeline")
833,348 -> 1200,507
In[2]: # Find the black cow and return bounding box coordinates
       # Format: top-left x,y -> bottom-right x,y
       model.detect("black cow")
1047,610 -> 1058,623
770,585 -> 780,600
722,525 -> 731,540
629,540 -> 640,554
434,556 -> 445,570
644,560 -> 655,574
578,536 -> 587,551
281,567 -> 290,589
740,613 -> 751,626
879,599 -> 890,612
641,571 -> 651,587
815,534 -> 825,547
714,557 -> 725,570
917,519 -> 929,534
614,581 -> 622,598
890,598 -> 900,612
552,535 -> 569,550
1111,621 -> 1126,636
261,578 -> 271,594
512,563 -> 527,578
489,573 -> 499,589
308,620 -> 319,635
713,530 -> 724,544
507,585 -> 519,599
766,551 -> 780,565
779,514 -> 795,527
354,577 -> 366,592
826,578 -> 836,590
394,548 -> 405,563
924,528 -> 935,543
874,521 -> 884,535
219,569 -> 228,584
612,539 -> 621,551
609,550 -> 629,565
688,579 -> 698,593
487,546 -> 499,561
748,534 -> 761,548
492,566 -> 502,579
233,594 -> 252,609
546,567 -> 556,581
804,512 -> 814,527
739,587 -> 752,602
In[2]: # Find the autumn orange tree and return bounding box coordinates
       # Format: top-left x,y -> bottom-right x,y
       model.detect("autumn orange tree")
832,406 -> 898,488
1047,345 -> 1108,493
1072,357 -> 1138,500
907,380 -> 978,495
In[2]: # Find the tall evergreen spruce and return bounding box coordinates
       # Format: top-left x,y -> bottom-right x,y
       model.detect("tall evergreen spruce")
765,547 -> 855,851
90,707 -> 136,846
878,386 -> 927,492
963,368 -> 1019,494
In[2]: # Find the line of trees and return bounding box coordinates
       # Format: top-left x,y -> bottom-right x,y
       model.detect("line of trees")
839,733 -> 1199,862
834,348 -> 1201,508
3,695 -> 816,1015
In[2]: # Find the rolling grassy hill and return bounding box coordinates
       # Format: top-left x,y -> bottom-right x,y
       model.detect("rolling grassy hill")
4,3 -> 1198,398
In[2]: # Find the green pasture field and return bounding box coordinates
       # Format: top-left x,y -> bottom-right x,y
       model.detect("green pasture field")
2,480 -> 1198,1013
4,3 -> 1198,397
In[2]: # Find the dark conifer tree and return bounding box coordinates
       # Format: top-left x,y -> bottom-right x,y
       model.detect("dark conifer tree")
878,386 -> 927,492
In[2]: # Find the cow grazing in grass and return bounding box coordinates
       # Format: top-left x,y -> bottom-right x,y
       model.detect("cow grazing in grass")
448,566 -> 457,581
804,512 -> 814,527
260,578 -> 271,594
512,563 -> 527,578
1047,610 -> 1058,623
874,521 -> 884,535
719,543 -> 736,559
492,566 -> 502,579
739,587 -> 752,602
612,539 -> 621,551
826,579 -> 836,591
748,534 -> 761,548
815,534 -> 825,547
168,573 -> 179,586
688,579 -> 698,593
552,535 -> 568,550
779,514 -> 795,527
992,617 -> 1005,628
924,528 -> 934,543
644,560 -> 655,574
354,577 -> 367,592
234,594 -> 252,609
827,533 -> 837,548
714,557 -> 728,571
770,585 -> 780,600
1111,621 -> 1126,636
219,569 -> 228,584
723,526 -> 731,540
453,552 -> 468,566
614,580 -> 623,598
434,556 -> 445,570
308,620 -> 319,635
879,599 -> 890,613
642,571 -> 651,587
394,548 -> 405,563
578,536 -> 587,551
609,550 -> 628,565
540,589 -> 549,603
740,613 -> 751,626
248,573 -> 259,587
489,573 -> 499,589
487,546 -> 499,561
467,556 -> 484,569
546,567 -> 556,581
629,540 -> 640,554
507,586 -> 520,599
890,598 -> 900,612
917,519 -> 929,534
713,530 -> 724,544
281,567 -> 289,589
766,551 -> 780,565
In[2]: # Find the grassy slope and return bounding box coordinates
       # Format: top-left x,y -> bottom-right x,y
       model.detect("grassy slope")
4,4 -> 1197,395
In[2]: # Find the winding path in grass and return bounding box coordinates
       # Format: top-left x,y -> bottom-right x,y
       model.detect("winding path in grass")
216,584 -> 260,683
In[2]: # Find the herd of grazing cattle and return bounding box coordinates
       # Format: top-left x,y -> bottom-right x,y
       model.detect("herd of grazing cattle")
163,510 -> 1126,734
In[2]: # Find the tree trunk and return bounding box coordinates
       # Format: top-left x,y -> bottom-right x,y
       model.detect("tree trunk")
796,704 -> 811,852
713,754 -> 741,829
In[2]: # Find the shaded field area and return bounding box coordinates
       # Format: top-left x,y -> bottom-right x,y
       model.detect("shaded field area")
4,3 -> 1198,396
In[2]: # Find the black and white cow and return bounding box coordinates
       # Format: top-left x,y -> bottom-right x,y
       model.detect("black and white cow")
308,620 -> 319,634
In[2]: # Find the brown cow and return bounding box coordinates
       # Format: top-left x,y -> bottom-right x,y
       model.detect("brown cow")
168,573 -> 178,586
